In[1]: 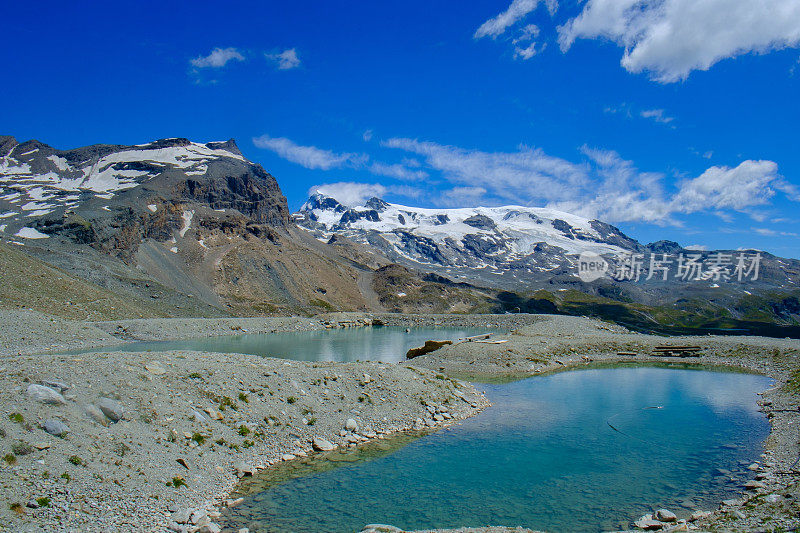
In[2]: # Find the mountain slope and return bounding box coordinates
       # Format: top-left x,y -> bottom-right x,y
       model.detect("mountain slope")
0,136 -> 383,316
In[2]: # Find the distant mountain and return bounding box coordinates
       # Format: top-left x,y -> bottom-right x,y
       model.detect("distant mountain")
296,193 -> 800,332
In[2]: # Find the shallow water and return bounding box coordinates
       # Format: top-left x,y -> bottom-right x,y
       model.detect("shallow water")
77,326 -> 491,363
221,366 -> 772,533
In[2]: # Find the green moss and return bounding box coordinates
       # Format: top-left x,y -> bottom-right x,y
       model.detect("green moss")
2,453 -> 16,465
8,413 -> 24,424
68,455 -> 84,466
238,425 -> 251,436
35,497 -> 50,507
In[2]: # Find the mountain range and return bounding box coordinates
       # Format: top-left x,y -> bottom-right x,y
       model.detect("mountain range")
1,135 -> 798,336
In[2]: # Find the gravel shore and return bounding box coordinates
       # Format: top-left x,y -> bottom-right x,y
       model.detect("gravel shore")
2,310 -> 799,532
0,312 -> 486,532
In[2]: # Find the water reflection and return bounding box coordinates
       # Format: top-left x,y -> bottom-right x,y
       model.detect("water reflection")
220,367 -> 772,533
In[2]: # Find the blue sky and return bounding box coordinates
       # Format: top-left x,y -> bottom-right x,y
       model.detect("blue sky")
4,0 -> 800,257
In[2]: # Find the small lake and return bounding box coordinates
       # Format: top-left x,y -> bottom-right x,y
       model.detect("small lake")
78,326 -> 492,363
220,366 -> 772,533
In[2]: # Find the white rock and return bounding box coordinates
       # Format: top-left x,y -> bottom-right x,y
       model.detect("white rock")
172,509 -> 192,524
42,418 -> 69,436
234,462 -> 257,477
634,514 -> 664,530
345,418 -> 359,432
26,384 -> 66,405
145,361 -> 167,375
654,509 -> 677,522
689,510 -> 711,521
312,437 -> 336,451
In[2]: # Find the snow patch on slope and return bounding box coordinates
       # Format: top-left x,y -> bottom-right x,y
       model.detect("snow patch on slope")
15,227 -> 49,239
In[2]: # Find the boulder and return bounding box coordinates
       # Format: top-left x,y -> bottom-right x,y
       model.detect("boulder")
312,437 -> 336,451
689,510 -> 712,521
234,462 -> 257,477
26,384 -> 66,405
634,514 -> 664,530
97,397 -> 125,422
654,509 -> 677,522
145,361 -> 167,375
84,403 -> 109,426
42,419 -> 70,436
345,418 -> 359,432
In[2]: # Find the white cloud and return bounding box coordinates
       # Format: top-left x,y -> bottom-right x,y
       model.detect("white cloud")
640,109 -> 674,124
672,160 -> 781,212
753,227 -> 798,237
254,134 -> 427,180
558,0 -> 800,82
363,129 -> 374,142
369,162 -> 428,181
253,135 -> 362,170
266,48 -> 301,70
438,186 -> 489,207
190,47 -> 245,69
310,182 -> 387,206
475,0 -> 546,39
685,244 -> 708,251
309,182 -> 426,206
383,137 -> 794,225
382,137 -> 589,205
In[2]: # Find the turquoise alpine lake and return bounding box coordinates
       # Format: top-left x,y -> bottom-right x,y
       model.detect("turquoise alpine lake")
220,365 -> 772,533
75,326 -> 492,363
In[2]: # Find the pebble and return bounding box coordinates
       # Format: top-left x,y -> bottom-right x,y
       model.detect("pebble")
345,418 -> 359,432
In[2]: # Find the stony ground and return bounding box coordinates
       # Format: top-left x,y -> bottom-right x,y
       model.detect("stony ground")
2,310 -> 800,532
0,344 -> 486,532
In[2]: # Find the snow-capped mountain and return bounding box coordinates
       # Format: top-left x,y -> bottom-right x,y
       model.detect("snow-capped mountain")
0,136 -> 289,241
296,193 -> 645,286
296,193 -> 800,295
